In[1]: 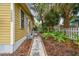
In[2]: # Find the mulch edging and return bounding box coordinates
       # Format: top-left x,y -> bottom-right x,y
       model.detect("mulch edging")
27,39 -> 33,56
0,39 -> 32,56
42,37 -> 79,56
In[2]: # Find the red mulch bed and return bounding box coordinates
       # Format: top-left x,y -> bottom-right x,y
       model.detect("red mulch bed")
0,39 -> 32,56
43,37 -> 79,56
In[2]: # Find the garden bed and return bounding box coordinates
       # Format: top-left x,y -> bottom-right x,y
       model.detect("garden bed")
43,37 -> 79,56
0,39 -> 32,56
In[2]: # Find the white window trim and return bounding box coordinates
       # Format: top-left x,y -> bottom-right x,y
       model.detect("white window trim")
19,9 -> 22,29
24,15 -> 28,30
24,15 -> 26,30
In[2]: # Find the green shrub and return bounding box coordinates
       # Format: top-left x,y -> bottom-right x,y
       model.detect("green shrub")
42,32 -> 54,40
42,31 -> 68,42
55,31 -> 68,42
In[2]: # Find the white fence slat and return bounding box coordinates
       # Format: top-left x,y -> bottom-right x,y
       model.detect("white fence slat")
54,26 -> 79,40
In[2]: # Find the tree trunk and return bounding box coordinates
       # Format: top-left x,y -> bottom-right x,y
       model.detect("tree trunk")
40,15 -> 44,28
63,8 -> 70,28
64,15 -> 70,28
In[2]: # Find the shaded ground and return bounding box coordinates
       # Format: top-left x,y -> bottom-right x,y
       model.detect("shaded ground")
0,39 -> 32,56
43,37 -> 79,56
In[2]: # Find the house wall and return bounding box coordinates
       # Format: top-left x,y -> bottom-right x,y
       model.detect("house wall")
0,3 -> 11,45
0,3 -> 33,53
28,18 -> 31,34
13,4 -> 33,52
14,4 -> 32,42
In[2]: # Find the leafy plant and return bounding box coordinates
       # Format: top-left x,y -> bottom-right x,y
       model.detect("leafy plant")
55,31 -> 68,42
42,32 -> 54,40
42,31 -> 68,42
73,34 -> 79,45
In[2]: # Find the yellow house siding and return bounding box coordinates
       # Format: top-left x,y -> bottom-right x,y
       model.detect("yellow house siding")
28,18 -> 33,33
0,3 -> 10,44
15,4 -> 27,41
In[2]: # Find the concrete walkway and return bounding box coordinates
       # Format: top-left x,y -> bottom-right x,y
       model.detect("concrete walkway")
30,35 -> 46,56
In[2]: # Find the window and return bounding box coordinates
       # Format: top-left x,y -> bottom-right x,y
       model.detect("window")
20,10 -> 24,29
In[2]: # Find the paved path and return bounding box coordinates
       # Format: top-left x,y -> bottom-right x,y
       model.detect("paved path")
30,35 -> 46,56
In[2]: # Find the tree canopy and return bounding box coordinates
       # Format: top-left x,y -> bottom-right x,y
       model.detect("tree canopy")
33,3 -> 79,32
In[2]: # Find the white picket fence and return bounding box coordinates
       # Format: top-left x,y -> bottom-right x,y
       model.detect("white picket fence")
54,26 -> 79,40
64,28 -> 79,39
